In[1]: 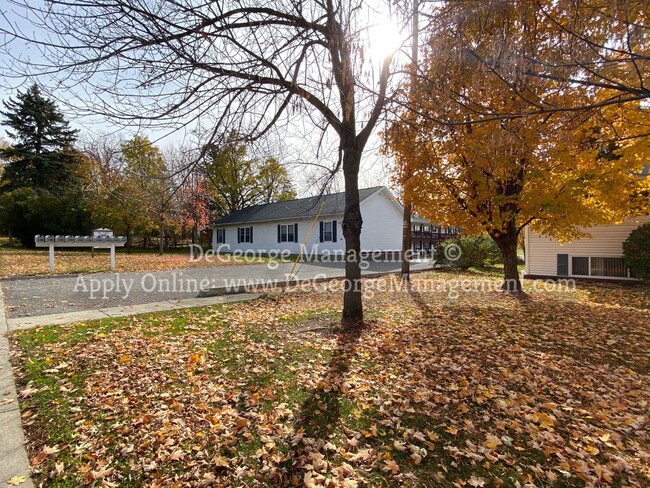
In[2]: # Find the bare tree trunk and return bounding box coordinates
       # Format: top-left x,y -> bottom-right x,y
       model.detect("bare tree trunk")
401,0 -> 418,282
125,225 -> 132,254
159,220 -> 164,256
501,240 -> 521,292
341,147 -> 363,327
401,200 -> 412,281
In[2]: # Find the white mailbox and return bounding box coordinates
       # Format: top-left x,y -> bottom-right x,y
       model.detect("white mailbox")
92,228 -> 114,238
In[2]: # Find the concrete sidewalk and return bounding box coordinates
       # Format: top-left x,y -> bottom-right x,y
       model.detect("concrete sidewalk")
0,286 -> 33,487
6,293 -> 260,332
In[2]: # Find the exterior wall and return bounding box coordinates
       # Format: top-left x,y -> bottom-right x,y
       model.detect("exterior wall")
525,215 -> 650,279
358,188 -> 403,252
214,216 -> 345,255
212,187 -> 406,254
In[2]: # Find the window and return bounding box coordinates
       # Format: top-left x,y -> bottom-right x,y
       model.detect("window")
557,254 -> 569,276
216,228 -> 225,244
572,256 -> 589,275
278,223 -> 298,243
567,255 -> 628,278
238,226 -> 253,243
591,257 -> 627,278
323,222 -> 333,241
319,220 -> 337,242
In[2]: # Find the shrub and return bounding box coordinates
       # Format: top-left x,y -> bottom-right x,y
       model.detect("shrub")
434,235 -> 502,269
623,223 -> 650,280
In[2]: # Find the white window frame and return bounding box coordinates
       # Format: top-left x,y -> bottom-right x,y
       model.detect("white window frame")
238,226 -> 253,243
279,223 -> 295,243
216,228 -> 225,244
323,221 -> 333,242
569,254 -> 631,279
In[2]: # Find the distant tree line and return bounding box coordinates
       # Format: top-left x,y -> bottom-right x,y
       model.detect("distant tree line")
0,85 -> 296,250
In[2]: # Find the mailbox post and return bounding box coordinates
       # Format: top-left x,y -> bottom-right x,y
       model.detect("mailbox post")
48,241 -> 54,272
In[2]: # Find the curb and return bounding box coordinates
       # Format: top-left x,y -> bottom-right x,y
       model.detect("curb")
6,293 -> 261,332
0,283 -> 34,487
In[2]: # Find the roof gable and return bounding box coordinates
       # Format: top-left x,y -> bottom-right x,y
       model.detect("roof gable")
360,186 -> 430,224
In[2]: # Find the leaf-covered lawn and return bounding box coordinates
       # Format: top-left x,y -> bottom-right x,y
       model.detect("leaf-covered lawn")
9,272 -> 650,487
0,246 -> 266,278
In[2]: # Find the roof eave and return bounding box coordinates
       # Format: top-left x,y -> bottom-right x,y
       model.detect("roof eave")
215,212 -> 345,226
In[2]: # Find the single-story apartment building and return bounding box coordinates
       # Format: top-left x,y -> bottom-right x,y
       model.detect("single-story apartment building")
524,215 -> 650,280
211,186 -> 459,256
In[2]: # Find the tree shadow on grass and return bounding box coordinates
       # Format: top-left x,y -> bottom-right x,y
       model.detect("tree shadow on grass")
285,324 -> 363,482
407,278 -> 531,318
407,284 -> 433,316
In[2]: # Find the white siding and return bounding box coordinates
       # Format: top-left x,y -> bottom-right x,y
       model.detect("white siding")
212,187 -> 405,254
525,215 -> 650,278
214,217 -> 344,255
359,187 -> 404,251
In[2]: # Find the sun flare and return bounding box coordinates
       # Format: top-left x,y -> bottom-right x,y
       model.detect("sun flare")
367,20 -> 404,62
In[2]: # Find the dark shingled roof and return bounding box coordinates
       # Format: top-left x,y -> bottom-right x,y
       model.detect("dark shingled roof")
216,186 -> 385,225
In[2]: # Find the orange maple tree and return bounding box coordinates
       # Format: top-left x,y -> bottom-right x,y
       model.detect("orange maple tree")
385,0 -> 649,291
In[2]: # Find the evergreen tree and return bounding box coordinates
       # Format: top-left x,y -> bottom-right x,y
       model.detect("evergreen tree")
0,85 -> 90,246
0,84 -> 79,194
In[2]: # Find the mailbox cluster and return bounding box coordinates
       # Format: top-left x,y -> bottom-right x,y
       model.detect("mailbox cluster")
35,235 -> 127,243
34,233 -> 127,272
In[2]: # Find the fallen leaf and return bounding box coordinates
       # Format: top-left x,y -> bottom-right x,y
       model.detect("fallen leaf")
7,476 -> 26,486
383,459 -> 400,475
468,475 -> 486,487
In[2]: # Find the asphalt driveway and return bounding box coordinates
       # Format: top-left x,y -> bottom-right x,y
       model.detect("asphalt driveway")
1,260 -> 433,318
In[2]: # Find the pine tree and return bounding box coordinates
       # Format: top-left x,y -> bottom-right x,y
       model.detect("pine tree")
0,84 -> 79,194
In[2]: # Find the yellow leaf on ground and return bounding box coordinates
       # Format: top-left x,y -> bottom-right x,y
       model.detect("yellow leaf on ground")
214,455 -> 229,468
468,475 -> 486,487
7,476 -> 27,486
484,434 -> 502,450
445,426 -> 459,436
383,459 -> 400,475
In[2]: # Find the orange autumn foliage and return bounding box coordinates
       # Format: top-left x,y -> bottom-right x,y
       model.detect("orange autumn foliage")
384,0 -> 649,288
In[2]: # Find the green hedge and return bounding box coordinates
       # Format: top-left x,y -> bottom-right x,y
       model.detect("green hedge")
434,236 -> 502,269
623,223 -> 650,280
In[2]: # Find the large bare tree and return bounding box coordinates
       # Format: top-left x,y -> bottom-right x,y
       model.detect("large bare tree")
1,0 -> 403,326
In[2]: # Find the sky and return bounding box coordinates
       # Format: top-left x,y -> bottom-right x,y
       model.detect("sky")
0,0 -> 408,198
